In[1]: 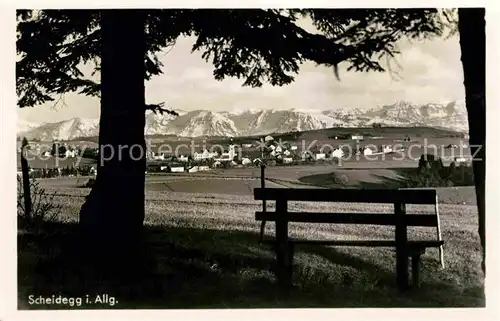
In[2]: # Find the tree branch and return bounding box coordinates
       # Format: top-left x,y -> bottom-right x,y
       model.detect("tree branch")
145,102 -> 179,116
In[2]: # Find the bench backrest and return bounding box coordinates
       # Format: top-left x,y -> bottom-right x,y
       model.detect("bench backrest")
254,188 -> 437,205
254,188 -> 438,227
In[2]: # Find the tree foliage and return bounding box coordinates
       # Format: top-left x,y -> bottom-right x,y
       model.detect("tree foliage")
17,9 -> 454,108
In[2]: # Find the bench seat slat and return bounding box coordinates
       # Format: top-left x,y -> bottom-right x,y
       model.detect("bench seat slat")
255,212 -> 438,227
254,188 -> 437,204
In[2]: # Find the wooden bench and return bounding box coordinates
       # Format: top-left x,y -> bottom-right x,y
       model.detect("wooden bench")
254,187 -> 445,290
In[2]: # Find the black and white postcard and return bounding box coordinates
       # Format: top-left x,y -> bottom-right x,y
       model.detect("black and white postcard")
1,3 -> 497,321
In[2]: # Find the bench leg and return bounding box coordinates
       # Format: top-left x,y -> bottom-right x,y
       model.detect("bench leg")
396,249 -> 409,290
274,200 -> 292,289
411,254 -> 421,288
275,214 -> 293,289
395,202 -> 409,290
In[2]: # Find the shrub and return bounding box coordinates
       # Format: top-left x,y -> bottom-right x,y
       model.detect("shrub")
17,175 -> 62,233
337,174 -> 349,186
85,178 -> 96,188
266,160 -> 277,167
417,154 -> 443,172
447,162 -> 475,186
402,154 -> 474,188
330,174 -> 349,186
404,155 -> 447,188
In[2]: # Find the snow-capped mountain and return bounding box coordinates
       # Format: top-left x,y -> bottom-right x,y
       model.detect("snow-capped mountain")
228,109 -> 345,136
321,108 -> 364,124
149,110 -> 239,137
19,117 -> 100,141
360,100 -> 468,129
17,119 -> 40,134
145,108 -> 187,134
18,101 -> 468,140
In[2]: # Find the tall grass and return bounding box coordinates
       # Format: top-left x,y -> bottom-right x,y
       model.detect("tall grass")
18,186 -> 484,309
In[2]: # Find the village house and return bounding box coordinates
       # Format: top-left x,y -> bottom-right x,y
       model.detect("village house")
215,154 -> 232,162
228,144 -> 237,158
382,145 -> 393,153
315,153 -> 326,160
283,157 -> 293,164
187,165 -> 210,173
154,153 -> 166,161
301,151 -> 314,161
194,149 -> 218,161
169,163 -> 185,172
252,158 -> 263,166
331,148 -> 344,159
65,150 -> 77,158
363,147 -> 374,156
351,134 -> 364,140
215,144 -> 236,161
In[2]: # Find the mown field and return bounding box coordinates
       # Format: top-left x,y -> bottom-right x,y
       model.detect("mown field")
18,173 -> 483,309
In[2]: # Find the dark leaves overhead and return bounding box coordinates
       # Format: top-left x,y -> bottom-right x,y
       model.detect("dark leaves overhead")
16,8 -> 450,107
17,10 -> 101,107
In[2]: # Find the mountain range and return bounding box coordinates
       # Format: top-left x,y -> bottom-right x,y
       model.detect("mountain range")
17,100 -> 468,140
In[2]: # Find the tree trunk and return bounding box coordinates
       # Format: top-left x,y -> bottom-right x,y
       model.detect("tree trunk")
458,8 -> 486,275
78,10 -> 146,272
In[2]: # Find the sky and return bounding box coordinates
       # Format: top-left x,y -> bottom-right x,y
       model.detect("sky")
18,20 -> 466,124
